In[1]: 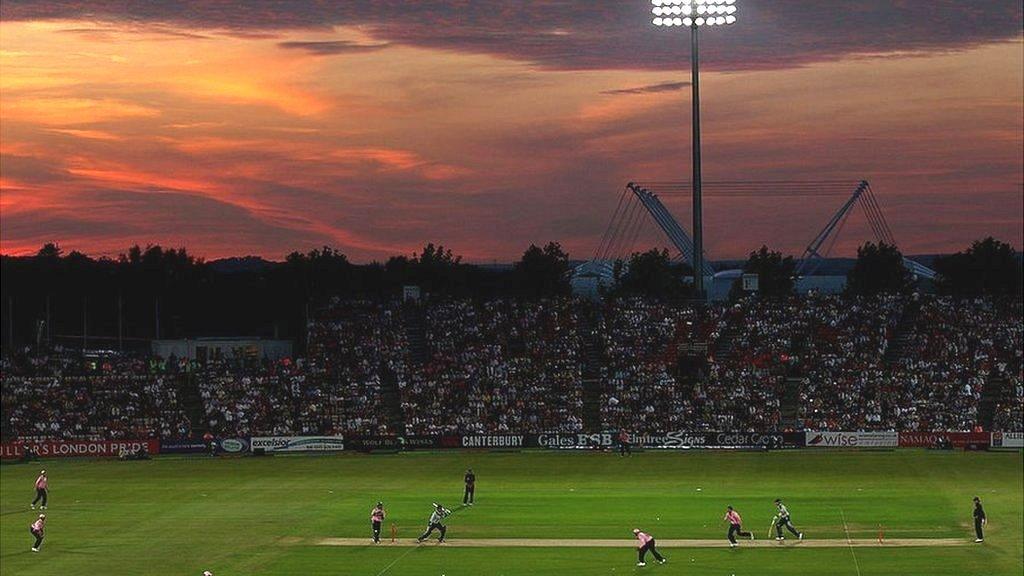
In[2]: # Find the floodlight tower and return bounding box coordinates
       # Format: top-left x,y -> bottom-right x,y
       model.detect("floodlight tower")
651,0 -> 737,298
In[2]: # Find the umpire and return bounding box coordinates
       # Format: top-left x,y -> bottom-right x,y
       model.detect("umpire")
463,469 -> 476,505
973,496 -> 986,543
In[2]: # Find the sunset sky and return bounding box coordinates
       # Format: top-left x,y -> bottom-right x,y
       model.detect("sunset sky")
1,1 -> 1022,262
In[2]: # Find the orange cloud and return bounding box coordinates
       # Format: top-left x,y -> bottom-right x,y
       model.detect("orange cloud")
1,97 -> 160,125
172,74 -> 329,117
45,128 -> 122,140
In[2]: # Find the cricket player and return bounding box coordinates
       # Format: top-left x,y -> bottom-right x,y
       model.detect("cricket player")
416,503 -> 451,543
31,470 -> 48,509
618,430 -> 632,456
724,506 -> 753,546
633,528 -> 666,567
370,502 -> 386,543
772,499 -> 803,540
29,513 -> 45,552
463,469 -> 476,505
973,496 -> 986,543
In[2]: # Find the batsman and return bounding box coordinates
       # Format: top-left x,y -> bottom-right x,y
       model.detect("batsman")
416,503 -> 451,544
771,499 -> 803,541
370,501 -> 386,543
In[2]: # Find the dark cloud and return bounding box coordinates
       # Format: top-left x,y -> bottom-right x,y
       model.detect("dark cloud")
1,1 -> 1020,71
277,40 -> 390,55
57,25 -> 210,39
601,81 -> 691,95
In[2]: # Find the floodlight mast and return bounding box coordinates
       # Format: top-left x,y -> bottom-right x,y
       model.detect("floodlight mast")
651,0 -> 736,299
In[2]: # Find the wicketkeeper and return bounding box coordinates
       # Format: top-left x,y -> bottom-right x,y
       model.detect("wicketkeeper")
772,499 -> 803,540
416,503 -> 451,543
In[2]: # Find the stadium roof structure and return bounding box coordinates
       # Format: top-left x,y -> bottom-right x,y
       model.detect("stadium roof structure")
588,179 -> 937,283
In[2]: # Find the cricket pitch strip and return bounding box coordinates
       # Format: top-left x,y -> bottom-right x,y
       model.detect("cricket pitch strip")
312,537 -> 970,548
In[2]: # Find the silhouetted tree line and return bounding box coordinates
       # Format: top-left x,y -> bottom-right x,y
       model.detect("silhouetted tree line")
0,241 -> 572,353
933,237 -> 1022,297
607,248 -> 695,302
722,237 -> 1020,300
2,237 -> 1017,352
729,246 -> 797,299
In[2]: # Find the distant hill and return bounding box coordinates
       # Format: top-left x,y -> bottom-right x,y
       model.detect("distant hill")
207,256 -> 278,274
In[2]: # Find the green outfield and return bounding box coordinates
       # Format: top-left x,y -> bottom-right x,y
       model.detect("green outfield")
1,450 -> 1021,575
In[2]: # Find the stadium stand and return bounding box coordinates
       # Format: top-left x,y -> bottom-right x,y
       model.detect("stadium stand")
2,295 -> 1021,441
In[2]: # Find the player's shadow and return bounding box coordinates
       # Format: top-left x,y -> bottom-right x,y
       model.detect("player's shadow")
0,545 -> 102,559
59,546 -> 102,556
0,509 -> 34,517
0,550 -> 32,559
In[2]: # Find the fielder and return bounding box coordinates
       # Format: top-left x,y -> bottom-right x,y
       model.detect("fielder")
772,499 -> 803,541
29,513 -> 46,552
31,470 -> 48,510
370,501 -> 386,543
416,503 -> 451,543
618,430 -> 632,456
463,469 -> 476,505
633,528 -> 666,567
724,506 -> 753,547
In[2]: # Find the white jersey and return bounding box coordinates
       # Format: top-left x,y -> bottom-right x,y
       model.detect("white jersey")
428,508 -> 449,524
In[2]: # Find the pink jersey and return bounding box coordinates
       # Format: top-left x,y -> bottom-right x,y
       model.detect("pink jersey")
35,475 -> 47,490
635,531 -> 654,548
371,508 -> 385,522
31,518 -> 45,533
725,510 -> 742,525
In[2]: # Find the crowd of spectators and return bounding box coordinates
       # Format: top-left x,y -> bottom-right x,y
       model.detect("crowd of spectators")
197,357 -> 316,437
599,298 -> 713,431
792,294 -> 904,431
1,347 -> 190,441
401,299 -> 584,434
199,299 -> 404,437
2,294 -> 1021,442
884,297 -> 1023,432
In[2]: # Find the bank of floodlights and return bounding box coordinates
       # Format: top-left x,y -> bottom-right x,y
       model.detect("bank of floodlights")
651,0 -> 737,27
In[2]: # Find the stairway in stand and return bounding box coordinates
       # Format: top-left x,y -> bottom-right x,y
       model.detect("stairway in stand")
883,299 -> 921,367
178,372 -> 206,434
403,304 -> 429,366
379,363 -> 406,436
580,308 -> 605,433
712,322 -> 739,362
780,376 -> 803,429
978,374 -> 1005,431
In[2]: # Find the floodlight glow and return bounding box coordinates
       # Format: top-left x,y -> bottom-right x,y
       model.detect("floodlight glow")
651,0 -> 737,26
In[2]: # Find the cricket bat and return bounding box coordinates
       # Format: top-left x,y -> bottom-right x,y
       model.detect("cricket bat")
768,515 -> 779,538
